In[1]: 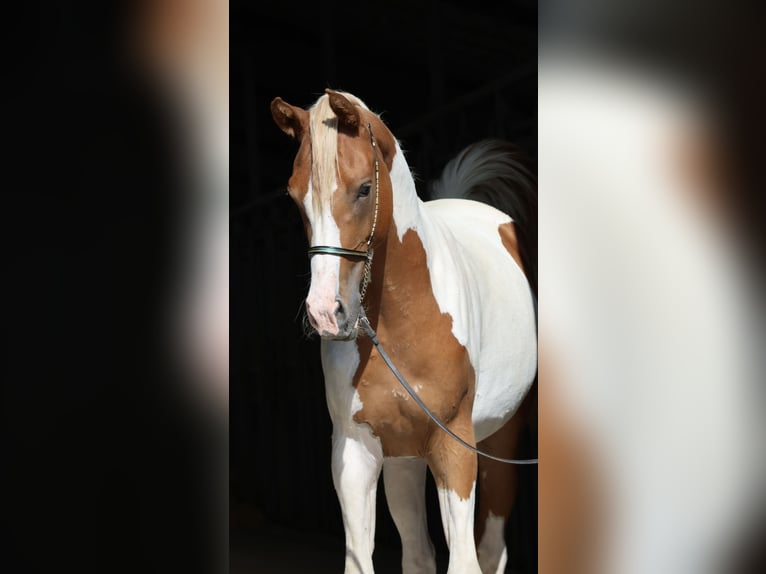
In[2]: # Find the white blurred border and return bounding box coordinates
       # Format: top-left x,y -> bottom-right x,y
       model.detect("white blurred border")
539,49 -> 765,574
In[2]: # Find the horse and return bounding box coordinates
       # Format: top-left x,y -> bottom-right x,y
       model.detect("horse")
270,89 -> 537,574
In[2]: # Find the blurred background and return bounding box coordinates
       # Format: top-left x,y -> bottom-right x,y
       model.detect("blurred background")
537,1 -> 766,573
2,1 -> 228,572
230,1 -> 538,572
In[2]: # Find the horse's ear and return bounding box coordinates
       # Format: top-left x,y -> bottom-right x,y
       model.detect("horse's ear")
326,89 -> 360,130
270,97 -> 308,139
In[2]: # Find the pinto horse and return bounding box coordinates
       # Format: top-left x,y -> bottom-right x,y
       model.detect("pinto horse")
271,89 -> 537,574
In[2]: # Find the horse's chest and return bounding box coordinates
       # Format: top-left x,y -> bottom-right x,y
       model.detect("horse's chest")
350,342 -> 475,457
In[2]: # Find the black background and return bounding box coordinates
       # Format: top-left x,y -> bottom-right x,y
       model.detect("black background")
231,1 -> 538,572
1,3 -> 223,572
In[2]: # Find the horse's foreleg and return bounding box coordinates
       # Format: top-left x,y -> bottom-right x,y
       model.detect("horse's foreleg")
383,457 -> 436,574
331,426 -> 383,574
427,407 -> 483,574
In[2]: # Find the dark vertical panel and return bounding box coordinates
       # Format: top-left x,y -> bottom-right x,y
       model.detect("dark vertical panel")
244,52 -> 260,200
231,1 -> 538,571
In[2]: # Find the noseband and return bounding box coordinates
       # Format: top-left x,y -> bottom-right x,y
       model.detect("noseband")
307,122 -> 380,307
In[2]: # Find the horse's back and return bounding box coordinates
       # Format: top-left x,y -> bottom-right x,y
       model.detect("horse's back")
422,198 -> 537,441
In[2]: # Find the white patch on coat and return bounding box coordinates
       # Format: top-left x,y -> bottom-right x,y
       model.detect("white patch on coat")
477,511 -> 508,574
322,340 -> 362,424
389,150 -> 422,241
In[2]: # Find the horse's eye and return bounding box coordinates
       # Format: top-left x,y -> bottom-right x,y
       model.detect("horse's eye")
357,183 -> 371,198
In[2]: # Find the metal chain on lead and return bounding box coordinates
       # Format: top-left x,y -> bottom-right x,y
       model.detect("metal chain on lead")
358,253 -> 373,307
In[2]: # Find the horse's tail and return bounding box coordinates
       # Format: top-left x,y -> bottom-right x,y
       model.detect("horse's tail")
429,139 -> 537,295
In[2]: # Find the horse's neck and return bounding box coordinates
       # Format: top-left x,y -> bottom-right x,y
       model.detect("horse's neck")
374,147 -> 439,325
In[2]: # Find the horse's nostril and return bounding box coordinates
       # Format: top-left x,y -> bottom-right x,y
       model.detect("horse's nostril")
335,298 -> 346,321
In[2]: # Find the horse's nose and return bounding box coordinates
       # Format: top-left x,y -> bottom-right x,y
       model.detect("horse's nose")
305,297 -> 341,336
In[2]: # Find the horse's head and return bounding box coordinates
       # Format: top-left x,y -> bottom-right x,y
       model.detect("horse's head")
271,90 -> 396,340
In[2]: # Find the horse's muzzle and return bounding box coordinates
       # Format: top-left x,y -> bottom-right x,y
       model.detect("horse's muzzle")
306,296 -> 359,340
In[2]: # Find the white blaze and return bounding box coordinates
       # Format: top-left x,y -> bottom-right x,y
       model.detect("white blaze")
304,179 -> 342,335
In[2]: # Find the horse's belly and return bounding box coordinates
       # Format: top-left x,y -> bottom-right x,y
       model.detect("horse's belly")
472,362 -> 535,442
470,273 -> 537,441
423,199 -> 538,442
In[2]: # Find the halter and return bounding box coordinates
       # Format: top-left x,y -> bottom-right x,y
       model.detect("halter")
307,122 -> 380,309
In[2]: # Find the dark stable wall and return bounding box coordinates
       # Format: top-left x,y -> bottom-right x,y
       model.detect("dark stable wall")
231,1 -> 538,571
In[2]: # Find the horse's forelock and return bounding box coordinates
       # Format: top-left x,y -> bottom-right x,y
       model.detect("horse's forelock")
309,95 -> 339,212
308,92 -> 372,211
